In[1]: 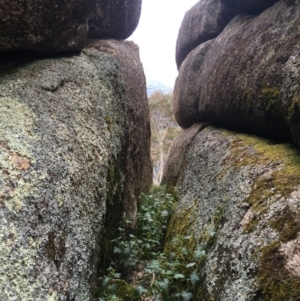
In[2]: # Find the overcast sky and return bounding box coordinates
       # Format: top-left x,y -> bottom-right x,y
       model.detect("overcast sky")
129,0 -> 199,88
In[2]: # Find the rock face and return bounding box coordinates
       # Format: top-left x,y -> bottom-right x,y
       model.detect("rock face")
175,0 -> 280,68
0,0 -> 142,54
0,40 -> 151,300
220,0 -> 278,15
166,0 -> 300,299
85,39 -> 152,221
0,0 -> 94,53
175,0 -> 235,69
175,0 -> 300,146
162,125 -> 300,300
88,0 -> 142,39
174,39 -> 215,127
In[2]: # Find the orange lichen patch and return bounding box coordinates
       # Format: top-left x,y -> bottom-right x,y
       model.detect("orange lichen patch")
280,238 -> 300,278
10,153 -> 31,170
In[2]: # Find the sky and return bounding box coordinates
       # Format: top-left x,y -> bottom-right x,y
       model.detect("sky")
129,0 -> 199,89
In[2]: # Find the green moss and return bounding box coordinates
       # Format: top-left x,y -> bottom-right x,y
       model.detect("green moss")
94,154 -> 126,298
239,87 -> 256,114
287,95 -> 300,142
270,207 -> 300,243
222,130 -> 300,299
222,131 -> 300,232
114,280 -> 140,301
164,204 -> 197,254
257,241 -> 300,301
95,279 -> 140,301
164,202 -> 222,300
105,116 -> 112,131
212,205 -> 224,231
261,87 -> 281,117
163,205 -> 200,295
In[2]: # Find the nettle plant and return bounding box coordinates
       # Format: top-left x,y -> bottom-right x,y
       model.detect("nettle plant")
98,187 -> 202,301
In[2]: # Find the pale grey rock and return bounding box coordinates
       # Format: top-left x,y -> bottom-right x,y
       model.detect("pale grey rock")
85,39 -> 152,221
0,39 -> 151,300
161,123 -> 207,188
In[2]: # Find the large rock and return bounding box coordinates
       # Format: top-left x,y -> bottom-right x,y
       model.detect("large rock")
85,39 -> 152,221
163,125 -> 300,300
175,0 -> 237,69
220,0 -> 279,15
174,39 -> 215,128
0,40 -> 151,300
0,0 -> 142,54
176,0 -> 281,69
175,0 -> 300,146
88,0 -> 142,39
161,123 -> 207,188
0,0 -> 94,53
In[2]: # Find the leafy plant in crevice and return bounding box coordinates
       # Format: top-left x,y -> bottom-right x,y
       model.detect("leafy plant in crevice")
96,186 -> 202,301
144,234 -> 205,301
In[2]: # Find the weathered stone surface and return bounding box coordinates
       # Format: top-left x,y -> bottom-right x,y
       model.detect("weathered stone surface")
88,0 -> 142,39
174,39 -> 215,128
221,0 -> 279,15
175,0 -> 300,146
0,0 -> 94,54
175,0 -> 236,69
86,39 -> 152,221
164,125 -> 300,300
0,40 -> 151,300
0,0 -> 142,54
161,123 -> 207,188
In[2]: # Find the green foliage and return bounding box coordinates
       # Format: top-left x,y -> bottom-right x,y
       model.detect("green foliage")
97,187 -> 200,301
97,267 -> 140,301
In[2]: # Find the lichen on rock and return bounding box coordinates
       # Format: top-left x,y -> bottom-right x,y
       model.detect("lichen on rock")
163,125 -> 300,300
0,39 -> 151,300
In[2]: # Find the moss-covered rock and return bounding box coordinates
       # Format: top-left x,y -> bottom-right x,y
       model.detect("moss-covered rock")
163,125 -> 300,300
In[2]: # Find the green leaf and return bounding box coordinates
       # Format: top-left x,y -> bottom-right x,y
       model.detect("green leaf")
174,273 -> 185,279
135,285 -> 148,296
108,284 -> 117,294
190,271 -> 200,286
156,280 -> 169,291
194,248 -> 206,260
208,229 -> 216,237
101,276 -> 110,287
186,262 -> 196,268
161,210 -> 169,217
181,247 -> 189,255
113,247 -> 121,254
181,291 -> 193,301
